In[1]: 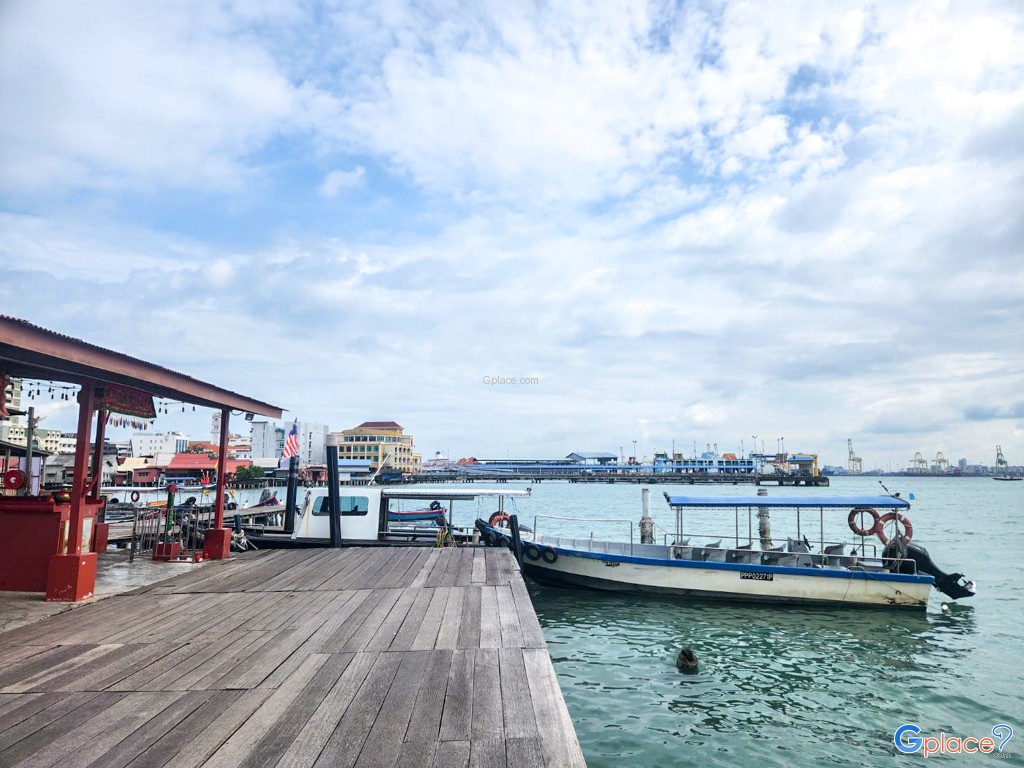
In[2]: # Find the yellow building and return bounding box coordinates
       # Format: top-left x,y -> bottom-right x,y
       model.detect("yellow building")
331,421 -> 422,474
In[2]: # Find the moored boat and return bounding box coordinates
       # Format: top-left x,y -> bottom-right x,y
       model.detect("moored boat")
244,485 -> 530,547
477,491 -> 975,610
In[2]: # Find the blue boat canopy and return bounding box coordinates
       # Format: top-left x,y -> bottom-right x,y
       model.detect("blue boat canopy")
665,495 -> 910,509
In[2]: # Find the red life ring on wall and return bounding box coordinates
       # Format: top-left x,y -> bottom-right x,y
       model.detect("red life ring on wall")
3,469 -> 26,490
130,490 -> 141,503
488,512 -> 511,528
847,507 -> 880,537
874,512 -> 913,545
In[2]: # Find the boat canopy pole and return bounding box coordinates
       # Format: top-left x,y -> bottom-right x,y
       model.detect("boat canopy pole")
326,435 -> 341,548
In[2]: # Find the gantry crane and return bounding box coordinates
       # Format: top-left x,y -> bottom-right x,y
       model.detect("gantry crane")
847,439 -> 862,474
910,452 -> 928,473
935,451 -> 949,472
996,445 -> 1007,468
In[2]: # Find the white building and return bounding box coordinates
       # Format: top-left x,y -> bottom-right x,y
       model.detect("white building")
250,420 -> 329,464
250,421 -> 285,460
0,423 -> 62,454
2,377 -> 22,424
298,421 -> 329,464
130,431 -> 189,457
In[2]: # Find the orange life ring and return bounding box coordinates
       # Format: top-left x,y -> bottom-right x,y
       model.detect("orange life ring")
3,469 -> 27,490
488,512 -> 510,528
130,490 -> 141,503
875,512 -> 913,545
848,507 -> 880,537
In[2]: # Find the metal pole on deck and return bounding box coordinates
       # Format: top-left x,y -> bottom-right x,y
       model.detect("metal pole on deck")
326,434 -> 341,548
639,487 -> 654,544
284,455 -> 298,534
25,406 -> 35,495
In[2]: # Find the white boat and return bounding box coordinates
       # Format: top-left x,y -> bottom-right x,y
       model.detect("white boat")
477,492 -> 975,610
245,485 -> 531,547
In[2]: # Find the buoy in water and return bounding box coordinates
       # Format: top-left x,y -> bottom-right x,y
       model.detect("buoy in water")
676,647 -> 698,674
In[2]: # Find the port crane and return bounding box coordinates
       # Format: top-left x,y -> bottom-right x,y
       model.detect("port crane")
910,452 -> 928,473
847,439 -> 862,474
934,452 -> 949,472
996,445 -> 1007,469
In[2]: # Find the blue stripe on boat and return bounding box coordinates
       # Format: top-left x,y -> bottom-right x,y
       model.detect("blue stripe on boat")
544,546 -> 933,584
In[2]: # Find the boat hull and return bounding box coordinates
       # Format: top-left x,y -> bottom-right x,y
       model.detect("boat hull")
521,548 -> 933,609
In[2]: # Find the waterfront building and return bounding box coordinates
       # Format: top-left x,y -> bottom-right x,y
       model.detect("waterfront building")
130,431 -> 189,457
2,376 -> 22,423
250,420 -> 327,464
58,432 -> 78,454
0,423 -> 63,454
250,421 -> 285,459
566,452 -> 618,465
331,421 -> 422,475
297,421 -> 329,465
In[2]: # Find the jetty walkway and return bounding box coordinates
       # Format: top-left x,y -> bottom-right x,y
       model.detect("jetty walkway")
0,547 -> 585,767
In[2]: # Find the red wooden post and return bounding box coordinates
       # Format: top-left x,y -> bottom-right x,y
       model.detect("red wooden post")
203,407 -> 232,559
46,380 -> 98,600
68,383 -> 96,554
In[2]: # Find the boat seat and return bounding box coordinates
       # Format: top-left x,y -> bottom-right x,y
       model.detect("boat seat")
761,544 -> 785,565
670,545 -> 693,560
727,543 -> 757,564
691,540 -> 721,561
787,538 -> 811,554
822,543 -> 846,567
705,548 -> 728,562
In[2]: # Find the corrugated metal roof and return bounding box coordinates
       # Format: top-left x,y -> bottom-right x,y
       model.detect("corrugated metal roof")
0,315 -> 283,417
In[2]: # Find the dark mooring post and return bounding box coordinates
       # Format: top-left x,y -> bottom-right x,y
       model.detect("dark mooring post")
326,434 -> 341,548
284,455 -> 299,533
509,514 -> 524,566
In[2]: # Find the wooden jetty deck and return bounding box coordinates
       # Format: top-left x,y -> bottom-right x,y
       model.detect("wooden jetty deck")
0,547 -> 586,767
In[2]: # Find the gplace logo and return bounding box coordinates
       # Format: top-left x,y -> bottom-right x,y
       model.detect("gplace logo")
894,724 -> 1014,758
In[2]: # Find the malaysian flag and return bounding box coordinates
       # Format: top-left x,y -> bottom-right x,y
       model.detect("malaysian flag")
282,421 -> 299,460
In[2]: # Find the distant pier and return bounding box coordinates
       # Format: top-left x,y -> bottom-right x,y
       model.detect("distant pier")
405,472 -> 829,487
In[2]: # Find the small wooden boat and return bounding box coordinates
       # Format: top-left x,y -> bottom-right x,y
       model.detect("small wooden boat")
477,491 -> 975,610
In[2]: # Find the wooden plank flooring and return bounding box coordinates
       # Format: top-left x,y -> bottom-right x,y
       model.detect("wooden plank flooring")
0,547 -> 585,767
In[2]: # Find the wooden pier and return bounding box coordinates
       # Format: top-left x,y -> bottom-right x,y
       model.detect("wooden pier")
0,547 -> 586,767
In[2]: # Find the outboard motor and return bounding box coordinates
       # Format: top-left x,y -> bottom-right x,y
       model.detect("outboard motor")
883,535 -> 976,600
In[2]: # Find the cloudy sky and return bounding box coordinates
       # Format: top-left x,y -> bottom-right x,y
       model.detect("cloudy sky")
2,0 -> 1022,469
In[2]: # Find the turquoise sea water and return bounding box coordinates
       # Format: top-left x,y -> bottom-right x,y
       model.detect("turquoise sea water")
511,477 -> 1023,766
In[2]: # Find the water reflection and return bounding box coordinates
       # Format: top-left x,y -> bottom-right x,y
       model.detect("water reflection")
530,580 -> 980,768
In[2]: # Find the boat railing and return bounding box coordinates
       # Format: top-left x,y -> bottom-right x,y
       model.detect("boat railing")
659,529 -> 888,558
532,514 -> 635,556
655,535 -> 917,574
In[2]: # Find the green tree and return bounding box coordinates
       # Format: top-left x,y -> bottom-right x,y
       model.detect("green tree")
232,464 -> 266,482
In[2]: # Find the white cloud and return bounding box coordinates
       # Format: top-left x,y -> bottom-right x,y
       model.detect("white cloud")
2,0 -> 1023,468
0,0 -> 303,194
319,167 -> 366,197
